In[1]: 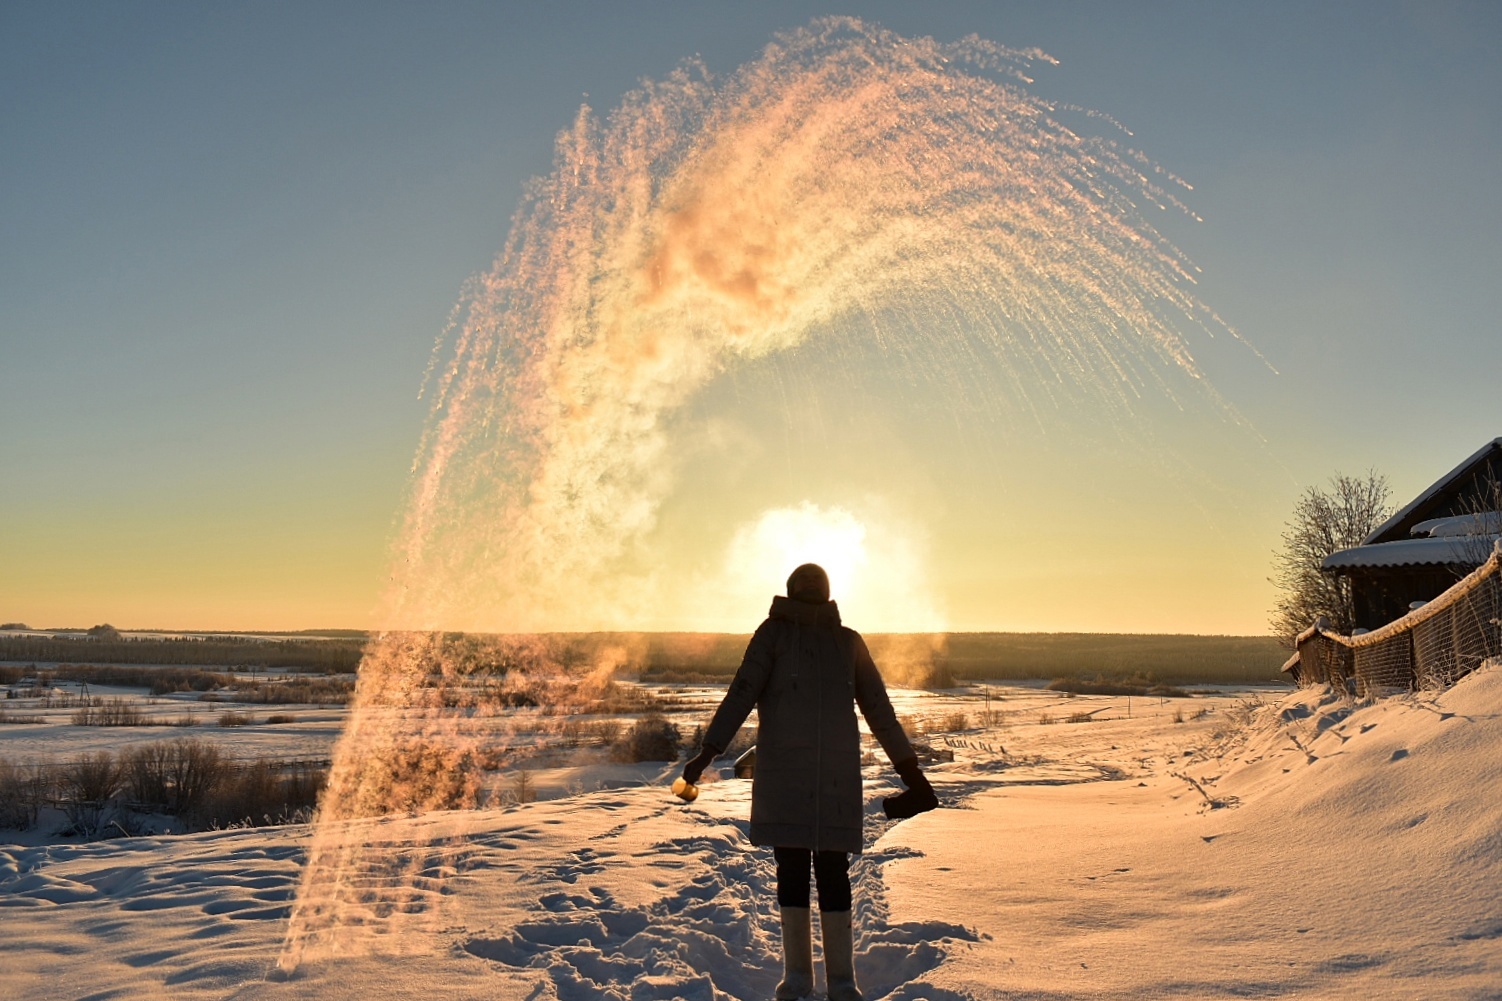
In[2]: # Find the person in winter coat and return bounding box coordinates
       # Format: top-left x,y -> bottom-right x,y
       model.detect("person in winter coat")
679,563 -> 938,1001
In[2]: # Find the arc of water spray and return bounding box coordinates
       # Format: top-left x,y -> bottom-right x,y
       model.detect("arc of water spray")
278,17 -> 1253,973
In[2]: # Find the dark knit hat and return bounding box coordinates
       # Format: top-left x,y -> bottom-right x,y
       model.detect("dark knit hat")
786,563 -> 831,604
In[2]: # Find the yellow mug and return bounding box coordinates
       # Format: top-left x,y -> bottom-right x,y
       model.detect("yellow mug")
671,777 -> 699,802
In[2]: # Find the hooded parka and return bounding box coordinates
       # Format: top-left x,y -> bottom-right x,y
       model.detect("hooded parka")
703,596 -> 915,853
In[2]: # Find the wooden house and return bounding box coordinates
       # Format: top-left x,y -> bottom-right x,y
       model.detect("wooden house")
1321,437 -> 1502,631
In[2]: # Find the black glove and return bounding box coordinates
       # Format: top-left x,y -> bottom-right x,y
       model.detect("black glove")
681,743 -> 721,786
883,756 -> 938,819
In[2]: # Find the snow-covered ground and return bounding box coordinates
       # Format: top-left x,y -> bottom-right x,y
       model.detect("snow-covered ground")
3,671 -> 1500,1000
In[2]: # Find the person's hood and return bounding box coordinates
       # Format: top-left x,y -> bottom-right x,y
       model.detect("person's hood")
768,595 -> 842,628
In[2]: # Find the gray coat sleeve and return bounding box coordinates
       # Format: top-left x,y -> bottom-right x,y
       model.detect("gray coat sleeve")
703,621 -> 776,752
851,631 -> 917,765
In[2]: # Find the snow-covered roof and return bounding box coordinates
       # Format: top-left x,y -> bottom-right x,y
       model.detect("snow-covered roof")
1363,437 -> 1502,545
1410,511 -> 1502,538
1280,650 -> 1300,674
1322,535 -> 1502,571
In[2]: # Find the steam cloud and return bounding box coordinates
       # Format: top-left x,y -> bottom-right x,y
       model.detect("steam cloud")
395,16 -> 1232,633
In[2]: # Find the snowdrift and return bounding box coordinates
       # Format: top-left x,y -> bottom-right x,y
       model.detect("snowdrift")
2,672 -> 1499,1000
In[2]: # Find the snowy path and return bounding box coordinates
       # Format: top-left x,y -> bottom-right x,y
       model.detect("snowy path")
454,790 -> 975,1001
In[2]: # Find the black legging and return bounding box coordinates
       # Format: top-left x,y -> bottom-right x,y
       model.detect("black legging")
773,847 -> 852,911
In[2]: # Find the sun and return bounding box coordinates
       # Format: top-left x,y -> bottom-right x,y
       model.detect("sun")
726,502 -> 871,601
713,501 -> 944,632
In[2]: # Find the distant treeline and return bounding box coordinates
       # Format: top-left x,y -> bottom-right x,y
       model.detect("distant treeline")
0,630 -> 1290,686
0,635 -> 365,673
935,633 -> 1287,684
638,632 -> 1289,686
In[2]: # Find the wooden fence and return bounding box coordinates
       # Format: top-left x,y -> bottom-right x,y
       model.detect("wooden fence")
1286,541 -> 1502,694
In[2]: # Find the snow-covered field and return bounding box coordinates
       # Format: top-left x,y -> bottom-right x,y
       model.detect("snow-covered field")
3,670 -> 1500,1000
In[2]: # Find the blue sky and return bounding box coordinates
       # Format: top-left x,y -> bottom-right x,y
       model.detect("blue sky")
3,1 -> 1499,630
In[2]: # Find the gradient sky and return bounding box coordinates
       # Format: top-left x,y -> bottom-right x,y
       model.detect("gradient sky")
3,1 -> 1499,634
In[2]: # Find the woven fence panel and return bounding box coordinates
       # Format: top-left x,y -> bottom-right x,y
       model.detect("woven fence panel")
1352,631 -> 1414,694
1318,635 -> 1351,691
1413,569 -> 1501,689
1295,633 -> 1353,690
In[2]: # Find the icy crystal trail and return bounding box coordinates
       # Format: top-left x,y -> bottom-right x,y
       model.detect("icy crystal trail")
279,18 -> 1241,971
396,17 -> 1235,633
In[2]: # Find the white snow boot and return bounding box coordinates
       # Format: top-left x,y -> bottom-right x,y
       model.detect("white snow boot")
775,906 -> 814,1000
820,910 -> 862,1001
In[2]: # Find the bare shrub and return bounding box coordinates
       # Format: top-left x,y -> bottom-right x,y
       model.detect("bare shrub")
72,698 -> 150,726
1224,696 -> 1264,729
121,742 -> 174,808
1173,708 -> 1185,724
613,713 -> 681,762
218,711 -> 255,727
58,738 -> 231,826
231,677 -> 355,705
264,714 -> 296,725
1037,712 -> 1056,726
149,668 -> 233,695
168,740 -> 227,818
1047,675 -> 1190,698
588,719 -> 622,746
0,708 -> 47,724
505,769 -> 536,805
61,751 -> 119,801
177,756 -> 325,829
115,739 -> 320,830
571,681 -> 663,715
59,751 -> 121,836
560,717 -> 617,747
0,759 -> 46,829
279,760 -> 326,814
197,760 -> 279,828
558,718 -> 584,748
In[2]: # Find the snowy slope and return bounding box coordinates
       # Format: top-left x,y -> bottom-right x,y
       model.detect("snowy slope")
880,667 -> 1502,999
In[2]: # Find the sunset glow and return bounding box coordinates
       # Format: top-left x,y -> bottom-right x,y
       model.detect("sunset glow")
711,502 -> 944,633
